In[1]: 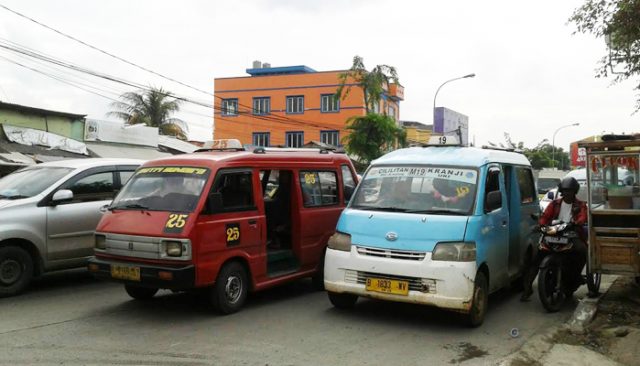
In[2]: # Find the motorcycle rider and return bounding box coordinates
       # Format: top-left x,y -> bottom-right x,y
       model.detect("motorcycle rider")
520,176 -> 588,301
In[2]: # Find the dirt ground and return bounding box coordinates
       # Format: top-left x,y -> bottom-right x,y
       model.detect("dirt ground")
553,276 -> 640,365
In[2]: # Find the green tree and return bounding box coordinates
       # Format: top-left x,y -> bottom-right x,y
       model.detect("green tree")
342,113 -> 407,170
335,56 -> 406,169
570,0 -> 640,110
109,87 -> 189,139
336,55 -> 400,113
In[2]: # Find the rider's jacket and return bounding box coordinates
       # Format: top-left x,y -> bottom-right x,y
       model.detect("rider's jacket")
539,197 -> 588,241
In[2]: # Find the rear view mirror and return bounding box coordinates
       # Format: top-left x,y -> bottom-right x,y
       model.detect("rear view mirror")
546,191 -> 555,200
485,190 -> 502,212
51,189 -> 73,205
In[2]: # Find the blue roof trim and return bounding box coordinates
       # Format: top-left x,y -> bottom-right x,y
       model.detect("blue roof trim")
246,65 -> 317,76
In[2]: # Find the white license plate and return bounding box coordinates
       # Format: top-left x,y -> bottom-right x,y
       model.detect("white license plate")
545,236 -> 569,244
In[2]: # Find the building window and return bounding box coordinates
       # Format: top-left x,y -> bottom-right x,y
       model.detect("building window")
320,130 -> 340,147
388,105 -> 396,120
286,96 -> 304,114
221,98 -> 238,116
285,131 -> 304,147
252,132 -> 270,147
252,97 -> 270,115
372,101 -> 380,114
321,94 -> 339,113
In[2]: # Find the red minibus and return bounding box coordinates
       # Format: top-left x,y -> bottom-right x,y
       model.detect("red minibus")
89,143 -> 357,313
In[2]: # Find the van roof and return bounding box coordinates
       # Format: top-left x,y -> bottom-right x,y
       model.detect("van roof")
142,149 -> 352,168
372,146 -> 531,167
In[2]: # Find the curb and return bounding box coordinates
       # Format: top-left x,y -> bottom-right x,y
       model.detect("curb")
496,275 -> 618,366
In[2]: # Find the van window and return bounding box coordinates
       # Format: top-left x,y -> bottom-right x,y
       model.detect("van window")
212,171 -> 255,211
341,165 -> 357,202
69,171 -> 115,203
516,167 -> 535,204
484,168 -> 502,212
300,171 -> 338,207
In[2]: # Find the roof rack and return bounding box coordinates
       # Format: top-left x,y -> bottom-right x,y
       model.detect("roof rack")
252,147 -> 345,154
481,145 -> 524,154
194,147 -> 245,153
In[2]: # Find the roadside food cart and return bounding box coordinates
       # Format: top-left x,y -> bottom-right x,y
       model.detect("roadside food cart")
579,135 -> 640,294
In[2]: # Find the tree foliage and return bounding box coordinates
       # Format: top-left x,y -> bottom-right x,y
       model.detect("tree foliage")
570,0 -> 640,110
343,113 -> 407,170
491,133 -> 571,170
336,55 -> 400,113
336,56 -> 405,170
109,87 -> 189,139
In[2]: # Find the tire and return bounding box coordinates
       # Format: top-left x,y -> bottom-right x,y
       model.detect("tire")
210,262 -> 249,315
538,261 -> 566,313
0,246 -> 34,298
465,271 -> 489,327
124,284 -> 158,300
586,272 -> 601,298
327,292 -> 357,309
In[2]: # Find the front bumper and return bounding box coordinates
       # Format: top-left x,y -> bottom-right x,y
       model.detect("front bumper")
324,246 -> 477,312
88,257 -> 196,290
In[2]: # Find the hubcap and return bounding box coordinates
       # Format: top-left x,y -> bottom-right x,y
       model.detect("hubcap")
0,259 -> 22,285
224,275 -> 242,304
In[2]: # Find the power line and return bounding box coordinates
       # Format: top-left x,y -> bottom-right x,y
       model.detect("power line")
0,2 -> 213,97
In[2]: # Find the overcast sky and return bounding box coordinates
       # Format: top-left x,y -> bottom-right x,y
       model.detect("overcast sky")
0,0 -> 637,151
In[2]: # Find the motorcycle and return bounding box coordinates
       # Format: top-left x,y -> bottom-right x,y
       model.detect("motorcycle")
536,222 -> 601,312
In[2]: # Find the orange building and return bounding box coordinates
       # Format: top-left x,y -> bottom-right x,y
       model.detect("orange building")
213,63 -> 403,147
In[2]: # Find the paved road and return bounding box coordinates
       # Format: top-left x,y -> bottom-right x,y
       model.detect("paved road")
0,269 -> 583,365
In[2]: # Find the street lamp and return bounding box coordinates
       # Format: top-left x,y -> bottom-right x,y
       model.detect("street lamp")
433,73 -> 476,125
552,122 -> 580,169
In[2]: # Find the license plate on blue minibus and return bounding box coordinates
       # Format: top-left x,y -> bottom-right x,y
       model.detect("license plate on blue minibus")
365,278 -> 409,296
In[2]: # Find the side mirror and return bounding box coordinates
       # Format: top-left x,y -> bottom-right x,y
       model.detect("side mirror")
485,190 -> 502,212
344,185 -> 355,201
51,189 -> 73,205
206,192 -> 223,213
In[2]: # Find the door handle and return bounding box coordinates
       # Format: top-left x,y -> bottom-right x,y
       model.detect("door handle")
248,219 -> 257,228
501,220 -> 508,227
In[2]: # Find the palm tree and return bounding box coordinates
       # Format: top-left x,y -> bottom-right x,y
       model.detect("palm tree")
109,87 -> 189,140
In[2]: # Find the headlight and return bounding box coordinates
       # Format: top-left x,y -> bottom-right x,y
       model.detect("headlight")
95,234 -> 106,250
164,241 -> 183,257
432,242 -> 476,261
327,232 -> 352,252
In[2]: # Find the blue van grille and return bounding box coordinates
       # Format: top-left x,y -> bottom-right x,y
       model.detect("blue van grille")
356,246 -> 426,261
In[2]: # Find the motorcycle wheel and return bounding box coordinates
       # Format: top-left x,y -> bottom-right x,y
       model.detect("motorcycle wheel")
538,263 -> 566,313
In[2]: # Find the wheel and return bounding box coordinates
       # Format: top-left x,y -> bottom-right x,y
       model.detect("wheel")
311,252 -> 325,291
0,246 -> 34,298
464,271 -> 488,327
538,263 -> 566,312
210,262 -> 248,315
327,292 -> 357,309
124,284 -> 158,300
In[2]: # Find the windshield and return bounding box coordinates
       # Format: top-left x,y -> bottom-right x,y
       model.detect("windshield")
110,166 -> 210,212
0,166 -> 73,199
351,166 -> 478,214
537,178 -> 559,192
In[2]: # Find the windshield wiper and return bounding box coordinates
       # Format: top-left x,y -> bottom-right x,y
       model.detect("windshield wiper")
352,205 -> 408,212
405,208 -> 466,215
109,203 -> 149,211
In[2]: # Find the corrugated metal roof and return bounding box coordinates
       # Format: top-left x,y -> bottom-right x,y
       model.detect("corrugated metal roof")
0,101 -> 86,119
86,142 -> 170,160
